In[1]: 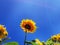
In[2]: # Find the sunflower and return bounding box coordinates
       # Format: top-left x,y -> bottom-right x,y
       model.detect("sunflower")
0,25 -> 8,39
20,19 -> 37,33
51,35 -> 57,42
57,34 -> 60,42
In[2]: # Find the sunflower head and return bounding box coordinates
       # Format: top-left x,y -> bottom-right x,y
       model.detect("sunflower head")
51,35 -> 57,42
20,19 -> 37,33
0,25 -> 8,39
57,34 -> 60,42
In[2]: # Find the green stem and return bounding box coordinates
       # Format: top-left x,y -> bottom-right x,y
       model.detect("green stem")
24,32 -> 27,45
0,42 -> 2,45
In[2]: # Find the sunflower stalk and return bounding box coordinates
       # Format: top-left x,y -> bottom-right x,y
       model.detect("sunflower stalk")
0,43 -> 2,45
0,42 -> 2,45
0,40 -> 3,45
24,31 -> 28,45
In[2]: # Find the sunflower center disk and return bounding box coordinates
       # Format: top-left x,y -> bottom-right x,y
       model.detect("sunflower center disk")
25,24 -> 31,30
58,38 -> 60,42
52,37 -> 57,42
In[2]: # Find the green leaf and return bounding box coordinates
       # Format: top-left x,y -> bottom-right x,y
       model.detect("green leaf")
4,42 -> 19,45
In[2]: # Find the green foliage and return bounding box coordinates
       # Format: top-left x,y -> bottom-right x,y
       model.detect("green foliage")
25,41 -> 38,45
4,42 -> 19,45
46,38 -> 54,45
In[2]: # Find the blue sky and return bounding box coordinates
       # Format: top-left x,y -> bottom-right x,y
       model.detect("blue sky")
0,0 -> 60,45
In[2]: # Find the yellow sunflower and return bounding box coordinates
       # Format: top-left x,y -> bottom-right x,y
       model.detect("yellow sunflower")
0,25 -> 8,39
20,19 -> 37,33
57,34 -> 60,42
51,35 -> 57,42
